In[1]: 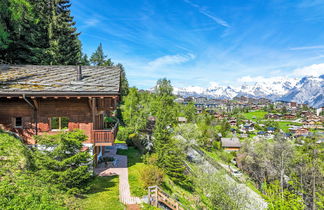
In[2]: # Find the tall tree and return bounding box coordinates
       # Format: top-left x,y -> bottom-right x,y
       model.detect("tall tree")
90,43 -> 113,66
116,63 -> 129,96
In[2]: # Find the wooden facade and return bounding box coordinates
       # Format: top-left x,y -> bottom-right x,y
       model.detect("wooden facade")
0,96 -> 119,144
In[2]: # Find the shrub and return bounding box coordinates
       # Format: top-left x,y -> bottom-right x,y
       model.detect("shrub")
139,165 -> 164,188
143,153 -> 159,165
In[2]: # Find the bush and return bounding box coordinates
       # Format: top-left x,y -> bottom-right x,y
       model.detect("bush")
139,165 -> 164,188
143,153 -> 159,165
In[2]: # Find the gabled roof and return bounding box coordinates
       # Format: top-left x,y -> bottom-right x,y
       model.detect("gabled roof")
0,65 -> 120,95
221,137 -> 241,148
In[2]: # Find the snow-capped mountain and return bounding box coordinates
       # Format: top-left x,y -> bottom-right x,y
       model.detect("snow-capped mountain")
173,75 -> 324,108
281,75 -> 324,108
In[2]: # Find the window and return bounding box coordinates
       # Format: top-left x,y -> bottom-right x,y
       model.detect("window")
14,117 -> 22,128
50,117 -> 69,130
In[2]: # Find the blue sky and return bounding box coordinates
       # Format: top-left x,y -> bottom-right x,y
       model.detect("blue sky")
71,0 -> 324,89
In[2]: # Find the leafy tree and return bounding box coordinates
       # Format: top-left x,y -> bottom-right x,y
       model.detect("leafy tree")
293,135 -> 323,209
195,170 -> 249,209
263,181 -> 305,210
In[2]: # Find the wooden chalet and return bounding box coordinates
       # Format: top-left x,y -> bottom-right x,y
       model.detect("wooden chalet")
221,137 -> 242,151
0,65 -> 121,163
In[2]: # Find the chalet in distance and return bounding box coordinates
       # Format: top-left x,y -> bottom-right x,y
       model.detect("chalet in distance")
0,65 -> 121,163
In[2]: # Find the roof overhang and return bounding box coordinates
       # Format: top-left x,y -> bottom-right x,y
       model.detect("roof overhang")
0,91 -> 120,97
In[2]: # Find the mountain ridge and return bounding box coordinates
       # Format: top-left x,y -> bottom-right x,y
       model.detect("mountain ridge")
173,75 -> 324,108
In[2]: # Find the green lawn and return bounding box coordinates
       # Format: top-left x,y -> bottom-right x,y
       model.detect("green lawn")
278,121 -> 302,133
243,111 -> 268,120
117,147 -> 147,197
80,176 -> 124,210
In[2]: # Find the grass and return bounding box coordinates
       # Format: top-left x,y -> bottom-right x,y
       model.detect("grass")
116,146 -> 147,197
243,111 -> 268,120
278,121 -> 302,133
114,139 -> 126,144
80,176 -> 124,210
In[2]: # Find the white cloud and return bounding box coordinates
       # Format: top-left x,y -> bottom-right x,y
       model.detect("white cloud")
289,45 -> 324,50
292,63 -> 324,77
183,0 -> 230,27
148,53 -> 195,69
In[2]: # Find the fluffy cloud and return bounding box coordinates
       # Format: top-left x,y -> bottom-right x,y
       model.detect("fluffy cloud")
292,63 -> 324,77
148,53 -> 195,69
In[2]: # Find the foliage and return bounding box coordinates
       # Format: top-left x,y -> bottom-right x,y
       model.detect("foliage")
0,132 -> 32,176
90,43 -> 113,66
117,63 -> 129,97
139,165 -> 164,188
0,0 -> 81,64
194,170 -> 249,210
263,181 -> 305,210
33,130 -> 92,194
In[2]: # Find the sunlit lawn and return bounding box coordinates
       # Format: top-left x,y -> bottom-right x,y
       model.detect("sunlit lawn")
243,111 -> 268,120
80,176 -> 124,210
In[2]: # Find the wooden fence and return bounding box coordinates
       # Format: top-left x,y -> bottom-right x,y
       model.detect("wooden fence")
148,186 -> 185,210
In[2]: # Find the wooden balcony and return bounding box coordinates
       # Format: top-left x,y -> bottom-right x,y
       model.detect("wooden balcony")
92,123 -> 118,146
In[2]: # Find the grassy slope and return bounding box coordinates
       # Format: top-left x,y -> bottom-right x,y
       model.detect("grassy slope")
243,111 -> 268,120
80,176 -> 124,210
116,147 -> 147,197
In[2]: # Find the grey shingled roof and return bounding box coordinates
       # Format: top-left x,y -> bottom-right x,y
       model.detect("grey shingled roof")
221,137 -> 242,148
0,65 -> 120,95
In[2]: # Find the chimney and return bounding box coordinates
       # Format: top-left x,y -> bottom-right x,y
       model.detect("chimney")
76,65 -> 82,81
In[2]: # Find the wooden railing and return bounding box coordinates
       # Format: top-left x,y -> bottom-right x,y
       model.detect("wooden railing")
148,186 -> 185,210
92,123 -> 118,145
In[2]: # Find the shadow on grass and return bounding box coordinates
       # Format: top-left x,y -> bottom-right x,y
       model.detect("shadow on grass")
85,176 -> 118,195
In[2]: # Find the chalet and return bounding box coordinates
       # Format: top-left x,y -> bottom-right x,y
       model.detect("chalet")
0,65 -> 121,164
289,126 -> 309,136
228,119 -> 237,126
289,102 -> 297,109
266,113 -> 281,120
283,113 -> 296,120
221,137 -> 241,151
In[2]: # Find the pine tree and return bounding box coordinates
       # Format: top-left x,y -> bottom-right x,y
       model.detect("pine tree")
116,63 -> 129,96
90,43 -> 106,66
80,53 -> 90,65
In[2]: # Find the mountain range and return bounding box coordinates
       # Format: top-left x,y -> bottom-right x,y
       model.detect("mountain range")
173,75 -> 324,108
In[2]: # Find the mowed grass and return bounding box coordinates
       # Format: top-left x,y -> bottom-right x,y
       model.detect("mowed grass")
117,146 -> 147,197
80,176 -> 124,210
243,111 -> 268,120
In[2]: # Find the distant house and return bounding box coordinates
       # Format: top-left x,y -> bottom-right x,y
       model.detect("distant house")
266,113 -> 281,120
221,137 -> 242,151
241,123 -> 254,132
289,126 -> 309,136
283,114 -> 296,120
267,127 -> 276,133
177,117 -> 187,123
228,119 -> 237,126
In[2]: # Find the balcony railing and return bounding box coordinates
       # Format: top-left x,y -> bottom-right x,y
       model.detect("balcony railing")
92,122 -> 118,145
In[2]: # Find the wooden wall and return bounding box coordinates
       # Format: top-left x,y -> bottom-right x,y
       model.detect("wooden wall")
0,97 -> 117,144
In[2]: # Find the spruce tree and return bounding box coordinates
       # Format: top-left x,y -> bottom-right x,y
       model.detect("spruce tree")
90,43 -> 106,66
